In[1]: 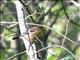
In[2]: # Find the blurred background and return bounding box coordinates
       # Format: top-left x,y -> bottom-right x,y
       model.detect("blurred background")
0,0 -> 80,60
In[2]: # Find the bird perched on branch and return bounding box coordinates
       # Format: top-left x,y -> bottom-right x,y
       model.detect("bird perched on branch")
22,26 -> 45,43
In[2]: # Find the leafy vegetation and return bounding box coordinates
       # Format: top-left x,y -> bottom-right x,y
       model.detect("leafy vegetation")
0,0 -> 80,60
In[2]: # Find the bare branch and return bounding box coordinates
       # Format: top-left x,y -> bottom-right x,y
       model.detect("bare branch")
14,1 -> 37,60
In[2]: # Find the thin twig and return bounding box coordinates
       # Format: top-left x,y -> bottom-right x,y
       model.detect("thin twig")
26,1 -> 32,6
62,0 -> 80,27
19,0 -> 35,23
33,33 -> 56,57
34,45 -> 76,59
61,12 -> 74,46
7,45 -> 76,60
71,0 -> 80,9
25,23 -> 78,45
25,10 -> 36,20
0,10 -> 36,28
61,18 -> 70,46
0,22 -> 19,24
0,21 -> 78,44
36,0 -> 49,23
33,33 -> 44,48
36,1 -> 57,24
7,51 -> 26,60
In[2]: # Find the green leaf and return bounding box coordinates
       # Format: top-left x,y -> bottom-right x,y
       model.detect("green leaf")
75,47 -> 80,59
47,55 -> 57,60
53,47 -> 64,56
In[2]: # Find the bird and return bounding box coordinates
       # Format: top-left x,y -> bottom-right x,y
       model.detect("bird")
22,26 -> 45,43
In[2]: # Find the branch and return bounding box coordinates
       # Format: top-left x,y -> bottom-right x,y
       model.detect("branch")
25,23 -> 78,45
71,0 -> 80,8
34,45 -> 76,59
61,0 -> 80,27
19,0 -> 35,23
36,1 -> 57,24
14,1 -> 37,60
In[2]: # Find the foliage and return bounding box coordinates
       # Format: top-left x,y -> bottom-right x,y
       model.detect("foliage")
0,0 -> 80,60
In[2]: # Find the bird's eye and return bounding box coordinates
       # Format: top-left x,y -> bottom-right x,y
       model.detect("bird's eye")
30,30 -> 34,32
